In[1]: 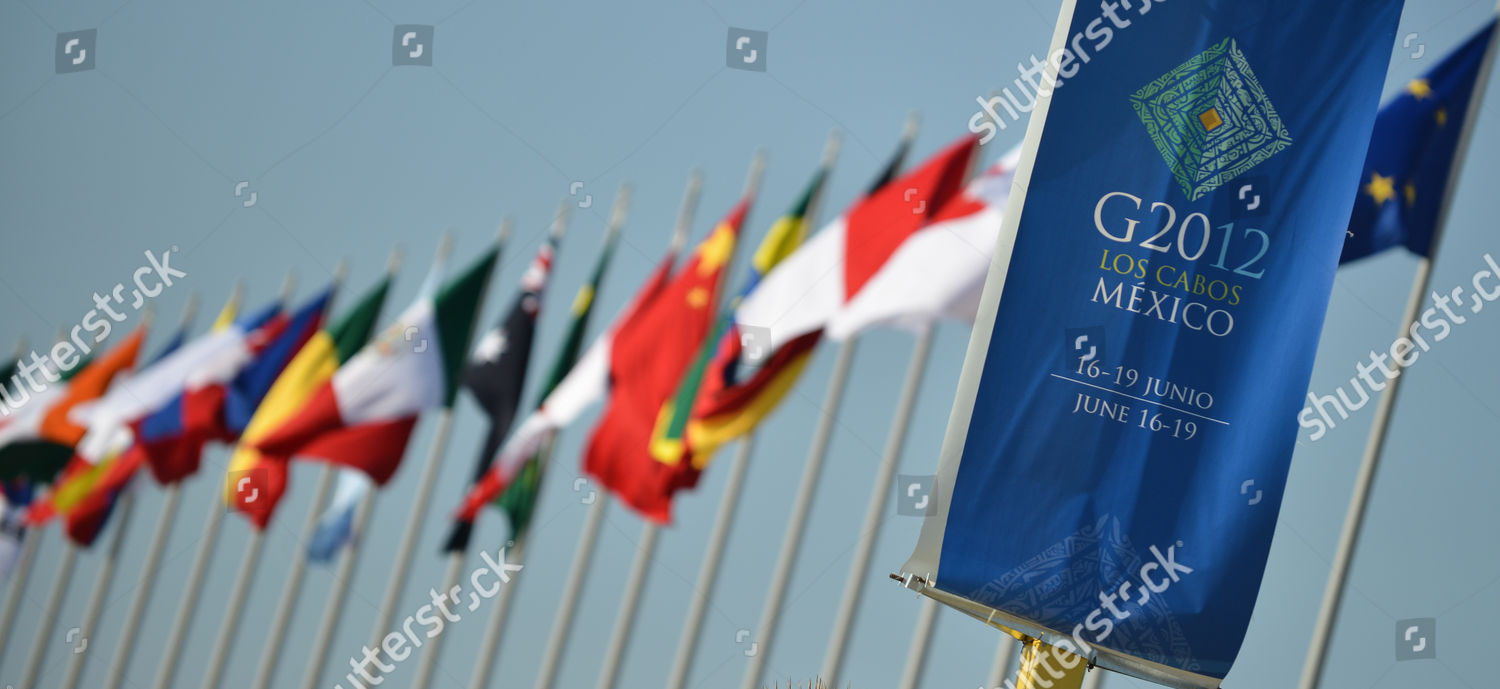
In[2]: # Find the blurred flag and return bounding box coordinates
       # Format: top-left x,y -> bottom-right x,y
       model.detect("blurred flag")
226,275 -> 392,529
1341,20 -> 1496,263
453,234 -> 677,523
442,235 -> 557,552
61,314 -> 201,546
662,135 -> 918,474
649,166 -> 830,471
735,136 -> 979,347
583,199 -> 749,522
19,326 -> 148,526
255,247 -> 496,486
66,296 -> 274,484
131,289 -> 328,485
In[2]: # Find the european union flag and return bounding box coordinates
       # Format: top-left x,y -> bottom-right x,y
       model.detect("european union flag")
1342,21 -> 1496,264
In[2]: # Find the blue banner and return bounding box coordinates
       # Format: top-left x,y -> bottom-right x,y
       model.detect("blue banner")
904,0 -> 1405,683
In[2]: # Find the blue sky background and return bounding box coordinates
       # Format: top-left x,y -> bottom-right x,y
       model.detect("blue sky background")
1,1 -> 1497,688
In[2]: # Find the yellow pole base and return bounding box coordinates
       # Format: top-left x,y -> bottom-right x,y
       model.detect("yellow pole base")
1014,637 -> 1089,689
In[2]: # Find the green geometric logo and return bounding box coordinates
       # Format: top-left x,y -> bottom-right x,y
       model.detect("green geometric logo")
1130,38 -> 1293,201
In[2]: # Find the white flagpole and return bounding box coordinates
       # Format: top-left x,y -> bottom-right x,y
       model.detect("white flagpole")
297,487 -> 376,689
152,480 -> 227,689
58,492 -> 137,689
664,130 -> 840,689
101,484 -> 181,689
984,635 -> 1020,689
463,534 -> 527,689
364,223 -> 507,681
739,115 -> 919,689
19,541 -> 78,688
593,522 -> 660,689
101,293 -> 199,689
245,258 -> 353,689
534,170 -> 703,689
466,189 -> 630,689
860,120 -> 990,689
241,467 -> 334,689
283,249 -> 401,689
737,337 -> 856,689
1298,11 -> 1499,689
532,494 -> 609,689
596,154 -> 762,689
410,204 -> 572,689
155,272 -> 294,689
662,437 -> 752,689
823,328 -> 934,687
0,519 -> 41,657
897,596 -> 940,689
1081,666 -> 1106,689
0,335 -> 40,659
199,269 -> 312,689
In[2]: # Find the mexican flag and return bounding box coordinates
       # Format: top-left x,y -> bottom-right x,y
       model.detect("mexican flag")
254,246 -> 497,486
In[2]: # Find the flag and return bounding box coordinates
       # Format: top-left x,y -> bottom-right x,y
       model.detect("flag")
899,1 -> 1404,684
452,234 -> 676,523
131,290 -> 328,485
734,135 -> 978,347
67,298 -> 277,483
1341,20 -> 1496,263
306,469 -> 371,562
226,276 -> 392,528
583,199 -> 749,522
255,247 -> 497,486
442,235 -> 557,552
58,315 -> 200,546
649,167 -> 830,473
663,135 -> 920,473
15,326 -> 148,525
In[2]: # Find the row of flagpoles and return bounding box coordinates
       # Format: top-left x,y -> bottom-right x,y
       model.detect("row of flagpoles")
1,12 -> 1495,688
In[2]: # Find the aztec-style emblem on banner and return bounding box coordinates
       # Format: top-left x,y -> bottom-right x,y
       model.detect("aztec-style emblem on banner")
1130,37 -> 1293,201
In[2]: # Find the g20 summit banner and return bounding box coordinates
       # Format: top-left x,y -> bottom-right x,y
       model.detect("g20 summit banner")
901,0 -> 1405,686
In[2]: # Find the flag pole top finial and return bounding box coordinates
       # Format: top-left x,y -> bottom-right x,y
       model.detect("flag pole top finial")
743,148 -> 768,198
551,201 -> 570,241
178,292 -> 200,330
671,169 -> 704,253
385,246 -> 403,276
605,183 -> 632,242
497,218 -> 514,247
332,259 -> 349,286
820,129 -> 843,168
902,111 -> 921,143
12,336 -> 29,359
227,278 -> 245,310
435,230 -> 454,263
278,271 -> 297,303
139,303 -> 157,330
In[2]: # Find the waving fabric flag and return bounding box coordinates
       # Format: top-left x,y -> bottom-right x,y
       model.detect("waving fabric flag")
734,136 -> 978,346
133,290 -> 328,485
898,2 -> 1405,686
441,234 -> 557,552
649,168 -> 827,469
453,237 -> 675,523
1341,20 -> 1496,264
584,200 -> 748,522
255,247 -> 497,486
66,299 -> 278,485
227,276 -> 392,529
18,327 -> 148,525
664,136 -> 916,474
